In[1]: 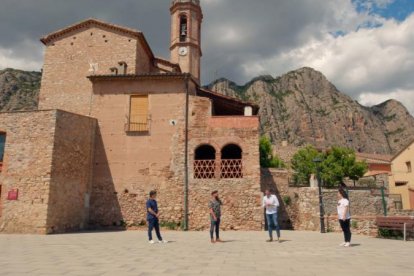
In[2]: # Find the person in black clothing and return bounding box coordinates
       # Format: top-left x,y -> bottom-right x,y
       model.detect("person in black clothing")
146,190 -> 168,244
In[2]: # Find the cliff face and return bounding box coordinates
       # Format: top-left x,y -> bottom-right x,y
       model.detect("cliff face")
0,68 -> 40,112
208,67 -> 414,154
1,67 -> 413,154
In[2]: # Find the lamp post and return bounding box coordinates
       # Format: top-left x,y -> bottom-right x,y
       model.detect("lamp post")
313,157 -> 326,233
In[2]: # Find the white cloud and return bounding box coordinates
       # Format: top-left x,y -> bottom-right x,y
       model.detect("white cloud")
0,48 -> 42,71
0,39 -> 43,71
242,13 -> 414,114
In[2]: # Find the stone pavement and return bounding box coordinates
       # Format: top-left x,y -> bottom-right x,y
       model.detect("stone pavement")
0,230 -> 412,276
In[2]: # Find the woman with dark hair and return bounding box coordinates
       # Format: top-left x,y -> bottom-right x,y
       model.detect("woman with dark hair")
337,188 -> 351,247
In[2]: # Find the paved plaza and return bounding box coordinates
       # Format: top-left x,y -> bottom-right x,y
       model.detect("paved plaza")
0,230 -> 412,276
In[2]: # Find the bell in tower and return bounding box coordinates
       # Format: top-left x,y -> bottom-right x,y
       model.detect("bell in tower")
170,0 -> 203,83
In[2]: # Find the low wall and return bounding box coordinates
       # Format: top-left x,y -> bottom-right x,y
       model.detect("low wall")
261,168 -> 395,236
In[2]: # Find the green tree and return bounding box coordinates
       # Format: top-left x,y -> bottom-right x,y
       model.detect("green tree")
291,145 -> 321,184
291,145 -> 368,186
259,136 -> 286,168
320,147 -> 368,186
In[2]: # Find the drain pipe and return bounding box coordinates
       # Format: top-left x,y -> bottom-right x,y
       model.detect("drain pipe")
183,74 -> 190,231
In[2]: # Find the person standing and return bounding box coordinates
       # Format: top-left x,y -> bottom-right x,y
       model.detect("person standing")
263,189 -> 281,242
146,190 -> 168,244
337,188 -> 351,247
209,190 -> 223,243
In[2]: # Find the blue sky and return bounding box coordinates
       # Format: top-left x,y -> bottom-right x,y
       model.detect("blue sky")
353,0 -> 414,21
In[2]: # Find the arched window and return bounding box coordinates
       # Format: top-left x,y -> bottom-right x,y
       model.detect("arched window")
221,144 -> 243,178
179,15 -> 188,42
194,145 -> 216,179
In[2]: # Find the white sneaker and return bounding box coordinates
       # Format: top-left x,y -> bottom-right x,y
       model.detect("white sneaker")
344,242 -> 351,247
149,240 -> 155,244
158,240 -> 169,243
339,242 -> 346,247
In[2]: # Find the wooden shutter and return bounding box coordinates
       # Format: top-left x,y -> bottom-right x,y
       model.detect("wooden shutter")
129,95 -> 148,131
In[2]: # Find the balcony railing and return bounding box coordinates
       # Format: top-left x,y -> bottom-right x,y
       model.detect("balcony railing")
220,159 -> 243,179
125,116 -> 149,132
193,159 -> 243,179
194,160 -> 216,179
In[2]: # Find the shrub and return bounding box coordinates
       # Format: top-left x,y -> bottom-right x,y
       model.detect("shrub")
351,220 -> 358,229
160,221 -> 180,230
282,195 -> 292,206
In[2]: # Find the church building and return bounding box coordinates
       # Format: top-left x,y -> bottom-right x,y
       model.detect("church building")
0,0 -> 262,234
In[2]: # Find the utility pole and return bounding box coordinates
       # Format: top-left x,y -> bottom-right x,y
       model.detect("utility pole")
313,157 -> 326,233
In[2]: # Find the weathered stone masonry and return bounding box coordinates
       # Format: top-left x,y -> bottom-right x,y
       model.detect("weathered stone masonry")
0,110 -> 96,234
0,1 -> 262,234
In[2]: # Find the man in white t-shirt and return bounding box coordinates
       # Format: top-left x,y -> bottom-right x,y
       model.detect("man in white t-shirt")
262,189 -> 281,242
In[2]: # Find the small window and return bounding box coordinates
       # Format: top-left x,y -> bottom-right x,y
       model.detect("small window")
406,161 -> 412,173
180,15 -> 188,42
127,95 -> 149,132
395,181 -> 408,187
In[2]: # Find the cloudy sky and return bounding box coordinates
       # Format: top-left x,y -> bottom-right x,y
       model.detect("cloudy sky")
1,0 -> 414,113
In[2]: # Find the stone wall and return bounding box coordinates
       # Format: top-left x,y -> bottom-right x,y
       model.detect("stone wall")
46,111 -> 96,233
88,79 -> 188,228
0,110 -> 96,234
261,168 -> 395,236
0,110 -> 56,234
39,24 -> 153,116
188,96 -> 262,230
322,189 -> 392,236
88,85 -> 262,231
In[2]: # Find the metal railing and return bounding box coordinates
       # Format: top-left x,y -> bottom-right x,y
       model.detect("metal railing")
220,159 -> 243,179
194,160 -> 216,179
193,159 -> 243,179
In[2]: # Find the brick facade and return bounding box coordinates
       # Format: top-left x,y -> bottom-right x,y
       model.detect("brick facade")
0,1 -> 261,234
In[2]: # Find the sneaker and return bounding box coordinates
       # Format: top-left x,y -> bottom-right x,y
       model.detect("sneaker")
339,242 -> 346,247
344,242 -> 351,247
158,240 -> 168,243
149,240 -> 155,244
266,238 -> 273,242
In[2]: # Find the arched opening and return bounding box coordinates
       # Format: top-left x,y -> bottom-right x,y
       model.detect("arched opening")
195,145 -> 215,160
179,15 -> 188,42
221,144 -> 243,178
221,144 -> 242,159
194,145 -> 216,179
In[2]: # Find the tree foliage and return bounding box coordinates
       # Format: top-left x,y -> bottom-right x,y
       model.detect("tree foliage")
259,136 -> 286,168
291,145 -> 321,184
291,145 -> 368,187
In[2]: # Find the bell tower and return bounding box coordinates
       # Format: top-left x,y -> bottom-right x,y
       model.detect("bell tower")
170,0 -> 203,83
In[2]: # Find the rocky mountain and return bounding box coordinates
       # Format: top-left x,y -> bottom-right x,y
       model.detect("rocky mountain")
207,67 -> 414,154
0,68 -> 40,112
1,67 -> 413,154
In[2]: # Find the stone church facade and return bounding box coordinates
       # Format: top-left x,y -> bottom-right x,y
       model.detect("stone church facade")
0,0 -> 262,234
